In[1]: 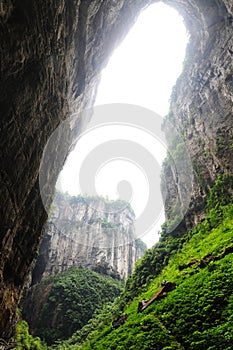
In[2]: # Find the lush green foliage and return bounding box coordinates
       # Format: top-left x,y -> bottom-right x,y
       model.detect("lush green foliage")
207,173 -> 233,210
48,301 -> 121,350
122,213 -> 188,306
52,173 -> 232,349
28,175 -> 233,349
12,320 -> 47,350
123,174 -> 233,302
23,266 -> 123,344
71,203 -> 233,350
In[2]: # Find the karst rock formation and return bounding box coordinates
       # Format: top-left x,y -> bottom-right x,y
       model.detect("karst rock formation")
0,0 -> 232,340
32,193 -> 145,282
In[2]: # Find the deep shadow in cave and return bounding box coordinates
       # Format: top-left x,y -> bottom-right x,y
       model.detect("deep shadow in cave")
0,0 -> 232,342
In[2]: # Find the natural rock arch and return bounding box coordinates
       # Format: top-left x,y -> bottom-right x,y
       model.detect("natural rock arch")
0,0 -> 232,340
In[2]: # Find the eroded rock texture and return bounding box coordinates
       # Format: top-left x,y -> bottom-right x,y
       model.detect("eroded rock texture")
161,0 -> 233,232
0,0 -> 232,340
32,193 -> 145,282
0,0 -> 146,338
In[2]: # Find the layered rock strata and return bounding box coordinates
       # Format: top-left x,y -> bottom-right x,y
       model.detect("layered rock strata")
0,0 -> 232,339
32,193 -> 145,282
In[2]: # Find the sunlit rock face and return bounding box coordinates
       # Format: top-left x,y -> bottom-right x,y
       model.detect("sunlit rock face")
32,193 -> 145,282
0,0 -> 232,340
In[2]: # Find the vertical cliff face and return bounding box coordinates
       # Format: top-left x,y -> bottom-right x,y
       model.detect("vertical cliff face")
1,0 -> 233,340
32,193 -> 145,281
160,0 -> 233,233
0,0 -> 147,338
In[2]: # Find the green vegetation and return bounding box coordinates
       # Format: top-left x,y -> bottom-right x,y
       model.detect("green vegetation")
12,320 -> 47,350
48,301 -> 121,350
135,238 -> 147,252
100,218 -> 117,230
55,191 -> 135,216
71,204 -> 233,349
216,136 -> 224,156
192,161 -> 207,194
22,266 -> 123,345
207,173 -> 233,210
16,175 -> 232,349
47,174 -> 233,349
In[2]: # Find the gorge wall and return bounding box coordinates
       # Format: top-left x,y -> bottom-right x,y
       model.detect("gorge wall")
161,0 -> 233,233
32,192 -> 145,282
0,0 -> 232,341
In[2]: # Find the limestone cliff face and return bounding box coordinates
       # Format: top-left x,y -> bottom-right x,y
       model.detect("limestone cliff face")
0,0 -> 233,340
0,0 -> 147,338
161,0 -> 233,233
32,193 -> 145,282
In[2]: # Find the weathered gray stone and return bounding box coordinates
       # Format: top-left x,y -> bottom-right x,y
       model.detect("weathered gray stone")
0,0 -> 232,340
161,0 -> 233,231
32,193 -> 145,281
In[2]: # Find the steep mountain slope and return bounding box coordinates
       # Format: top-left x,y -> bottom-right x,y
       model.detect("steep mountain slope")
1,0 -> 233,339
22,266 -> 123,344
50,175 -> 233,350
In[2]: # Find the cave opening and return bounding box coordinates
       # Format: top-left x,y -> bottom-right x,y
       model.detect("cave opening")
57,2 -> 189,248
1,0 -> 232,343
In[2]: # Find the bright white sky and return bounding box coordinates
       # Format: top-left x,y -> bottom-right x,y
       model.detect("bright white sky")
58,2 -> 189,248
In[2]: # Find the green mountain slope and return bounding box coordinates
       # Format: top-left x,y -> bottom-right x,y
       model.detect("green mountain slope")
50,175 -> 233,350
22,266 -> 123,344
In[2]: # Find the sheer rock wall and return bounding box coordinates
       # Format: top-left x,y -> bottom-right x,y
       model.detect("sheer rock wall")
162,0 -> 233,231
32,193 -> 145,282
0,0 -> 232,339
0,0 -> 146,338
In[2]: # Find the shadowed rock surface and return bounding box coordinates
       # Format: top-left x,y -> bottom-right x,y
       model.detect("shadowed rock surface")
0,0 -> 232,340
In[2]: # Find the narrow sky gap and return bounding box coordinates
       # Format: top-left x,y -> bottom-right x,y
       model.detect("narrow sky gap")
95,2 -> 188,115
59,3 -> 188,247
